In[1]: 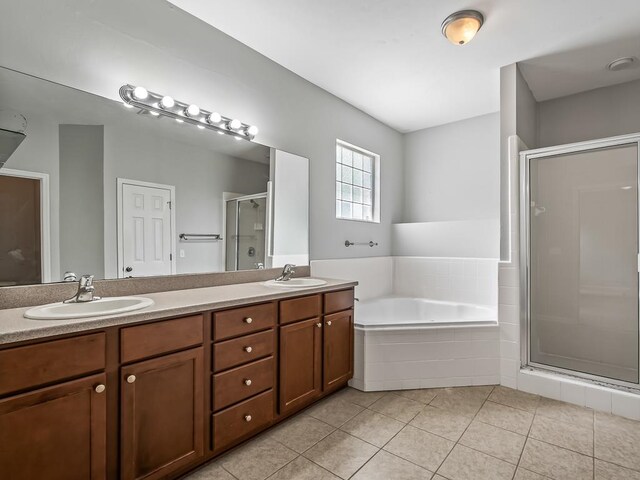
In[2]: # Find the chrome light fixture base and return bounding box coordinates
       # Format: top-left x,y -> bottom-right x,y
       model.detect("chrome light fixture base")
119,85 -> 258,141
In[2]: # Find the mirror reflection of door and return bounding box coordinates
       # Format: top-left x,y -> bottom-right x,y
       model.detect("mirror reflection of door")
118,179 -> 175,278
224,194 -> 267,271
0,170 -> 48,286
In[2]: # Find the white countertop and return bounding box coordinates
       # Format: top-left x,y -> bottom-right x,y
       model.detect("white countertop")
0,278 -> 357,345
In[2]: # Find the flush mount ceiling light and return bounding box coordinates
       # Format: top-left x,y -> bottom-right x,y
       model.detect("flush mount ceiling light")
119,85 -> 259,141
441,10 -> 484,46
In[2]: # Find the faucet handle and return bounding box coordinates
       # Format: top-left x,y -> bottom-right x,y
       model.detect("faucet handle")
79,274 -> 94,287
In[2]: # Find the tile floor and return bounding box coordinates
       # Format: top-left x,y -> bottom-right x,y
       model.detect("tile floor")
184,385 -> 640,480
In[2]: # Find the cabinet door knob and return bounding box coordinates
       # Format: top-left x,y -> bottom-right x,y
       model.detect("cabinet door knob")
126,375 -> 136,384
244,379 -> 252,386
94,384 -> 106,393
316,322 -> 322,328
244,317 -> 253,324
244,415 -> 252,422
327,320 -> 332,326
244,346 -> 253,353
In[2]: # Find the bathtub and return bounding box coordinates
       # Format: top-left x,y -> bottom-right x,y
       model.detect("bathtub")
355,296 -> 497,331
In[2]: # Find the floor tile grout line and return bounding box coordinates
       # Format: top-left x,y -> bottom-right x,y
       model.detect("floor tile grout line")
434,386 -> 500,478
512,397 -> 539,480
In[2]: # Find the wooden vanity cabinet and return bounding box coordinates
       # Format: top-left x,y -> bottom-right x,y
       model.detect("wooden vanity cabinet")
279,317 -> 323,413
323,309 -> 354,391
121,348 -> 204,480
278,289 -> 355,414
0,285 -> 354,480
0,373 -> 107,480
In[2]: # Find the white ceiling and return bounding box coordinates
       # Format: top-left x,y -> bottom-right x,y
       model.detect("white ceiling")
168,0 -> 640,132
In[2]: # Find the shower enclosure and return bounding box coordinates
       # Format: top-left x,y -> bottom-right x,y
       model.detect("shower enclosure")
521,134 -> 640,388
225,193 -> 267,271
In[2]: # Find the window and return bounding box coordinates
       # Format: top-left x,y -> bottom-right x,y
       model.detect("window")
335,140 -> 379,222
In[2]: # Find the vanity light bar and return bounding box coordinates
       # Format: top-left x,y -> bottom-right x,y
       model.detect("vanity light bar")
119,85 -> 259,141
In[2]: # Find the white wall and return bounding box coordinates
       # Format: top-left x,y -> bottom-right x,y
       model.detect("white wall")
310,257 -> 393,301
0,0 -> 404,262
537,78 -> 640,147
392,220 -> 499,259
403,112 -> 500,223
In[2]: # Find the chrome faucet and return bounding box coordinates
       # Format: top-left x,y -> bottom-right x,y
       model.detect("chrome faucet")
64,275 -> 101,303
275,264 -> 296,282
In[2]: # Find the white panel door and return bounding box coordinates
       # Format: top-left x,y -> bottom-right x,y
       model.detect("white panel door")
121,183 -> 173,277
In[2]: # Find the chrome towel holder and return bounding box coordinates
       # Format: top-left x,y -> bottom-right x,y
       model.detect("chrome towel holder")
345,240 -> 378,248
179,233 -> 222,241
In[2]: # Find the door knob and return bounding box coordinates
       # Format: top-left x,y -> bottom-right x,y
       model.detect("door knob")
244,346 -> 253,353
244,379 -> 252,386
126,375 -> 136,384
94,384 -> 106,393
125,266 -> 133,273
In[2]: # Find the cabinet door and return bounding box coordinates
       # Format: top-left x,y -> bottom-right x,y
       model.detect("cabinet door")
323,310 -> 354,391
0,373 -> 107,480
279,317 -> 322,414
121,347 -> 204,480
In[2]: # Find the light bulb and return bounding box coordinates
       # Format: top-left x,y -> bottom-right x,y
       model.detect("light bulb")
247,125 -> 259,136
132,86 -> 148,100
185,104 -> 200,117
234,136 -> 241,141
150,111 -> 159,116
217,131 -> 224,135
123,102 -> 134,109
160,96 -> 175,109
175,118 -> 184,123
197,125 -> 205,129
229,119 -> 242,130
207,112 -> 222,124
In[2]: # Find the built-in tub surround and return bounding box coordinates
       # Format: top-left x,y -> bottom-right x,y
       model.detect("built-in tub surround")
311,256 -> 500,391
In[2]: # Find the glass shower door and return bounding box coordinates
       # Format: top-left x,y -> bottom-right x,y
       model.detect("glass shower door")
528,143 -> 639,385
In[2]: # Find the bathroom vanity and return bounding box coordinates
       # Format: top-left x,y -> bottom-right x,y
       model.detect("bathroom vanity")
0,281 -> 355,480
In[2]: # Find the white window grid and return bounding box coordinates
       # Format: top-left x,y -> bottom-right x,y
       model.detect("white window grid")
336,142 -> 376,222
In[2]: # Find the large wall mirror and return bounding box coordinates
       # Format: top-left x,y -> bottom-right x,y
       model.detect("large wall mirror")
0,67 -> 309,286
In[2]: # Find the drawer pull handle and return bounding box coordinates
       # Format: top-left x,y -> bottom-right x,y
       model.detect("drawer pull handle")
244,317 -> 253,324
244,379 -> 252,386
327,320 -> 332,326
244,346 -> 253,353
244,414 -> 252,422
94,384 -> 106,393
316,322 -> 322,328
126,375 -> 136,384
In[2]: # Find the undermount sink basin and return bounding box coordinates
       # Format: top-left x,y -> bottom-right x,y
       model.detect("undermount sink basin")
24,296 -> 154,320
263,278 -> 328,289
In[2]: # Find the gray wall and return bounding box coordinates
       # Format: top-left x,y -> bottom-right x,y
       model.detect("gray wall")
59,125 -> 104,278
0,0 -> 404,261
403,112 -> 500,223
537,79 -> 640,147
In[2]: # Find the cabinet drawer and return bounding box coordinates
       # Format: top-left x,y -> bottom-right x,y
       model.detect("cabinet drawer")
212,356 -> 274,411
121,315 -> 203,363
324,289 -> 354,314
213,389 -> 273,452
213,329 -> 274,373
0,333 -> 105,396
213,303 -> 275,341
279,295 -> 321,325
